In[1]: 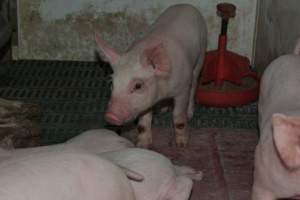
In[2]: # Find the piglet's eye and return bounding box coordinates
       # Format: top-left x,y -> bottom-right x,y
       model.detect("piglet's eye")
131,80 -> 145,93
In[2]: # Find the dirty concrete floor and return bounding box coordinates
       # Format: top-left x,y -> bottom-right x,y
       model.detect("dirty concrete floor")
124,128 -> 258,200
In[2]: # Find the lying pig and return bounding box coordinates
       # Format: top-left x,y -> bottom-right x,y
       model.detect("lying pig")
7,128 -> 201,199
67,132 -> 203,199
65,129 -> 134,152
67,129 -> 203,185
0,150 -> 136,200
101,148 -> 203,200
4,129 -> 144,181
66,129 -> 203,185
10,129 -> 133,157
95,4 -> 207,148
252,39 -> 300,200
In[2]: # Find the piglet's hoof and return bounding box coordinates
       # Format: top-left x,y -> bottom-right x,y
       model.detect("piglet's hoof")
175,134 -> 188,148
174,165 -> 204,181
136,140 -> 152,149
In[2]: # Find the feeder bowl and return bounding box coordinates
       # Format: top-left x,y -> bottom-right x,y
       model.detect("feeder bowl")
196,72 -> 260,107
196,3 -> 260,107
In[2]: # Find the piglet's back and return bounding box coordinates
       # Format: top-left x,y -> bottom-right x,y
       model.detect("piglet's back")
259,54 -> 300,135
0,150 -> 135,200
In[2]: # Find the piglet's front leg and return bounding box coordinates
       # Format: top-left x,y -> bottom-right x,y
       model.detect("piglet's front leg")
173,94 -> 189,148
136,112 -> 153,148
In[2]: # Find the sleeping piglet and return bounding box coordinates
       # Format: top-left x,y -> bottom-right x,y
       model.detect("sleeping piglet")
1,129 -> 144,182
5,128 -> 201,200
95,4 -> 207,148
65,129 -> 203,200
65,129 -> 134,152
8,129 -> 133,157
0,150 -> 136,200
252,38 -> 300,200
100,148 -> 203,200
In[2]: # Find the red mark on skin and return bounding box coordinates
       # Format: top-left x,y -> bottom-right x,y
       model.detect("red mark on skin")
175,123 -> 185,129
137,125 -> 145,133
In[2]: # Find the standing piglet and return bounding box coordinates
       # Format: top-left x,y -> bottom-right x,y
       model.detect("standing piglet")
252,38 -> 300,200
95,4 -> 207,148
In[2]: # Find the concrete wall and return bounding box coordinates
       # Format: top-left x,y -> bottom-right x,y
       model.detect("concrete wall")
13,0 -> 257,62
253,0 -> 300,75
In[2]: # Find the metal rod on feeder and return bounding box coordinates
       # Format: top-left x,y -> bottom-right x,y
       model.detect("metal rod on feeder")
221,18 -> 229,36
216,3 -> 236,85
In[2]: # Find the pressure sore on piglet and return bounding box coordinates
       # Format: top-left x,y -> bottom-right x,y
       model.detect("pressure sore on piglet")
175,123 -> 185,130
174,122 -> 189,148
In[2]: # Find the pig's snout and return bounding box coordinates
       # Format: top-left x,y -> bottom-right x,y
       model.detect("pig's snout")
105,102 -> 130,125
105,112 -> 123,125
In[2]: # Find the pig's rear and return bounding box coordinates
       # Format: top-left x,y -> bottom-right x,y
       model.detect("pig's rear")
0,150 -> 136,200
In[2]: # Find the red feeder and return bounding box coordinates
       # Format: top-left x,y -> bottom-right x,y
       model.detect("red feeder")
196,3 -> 260,107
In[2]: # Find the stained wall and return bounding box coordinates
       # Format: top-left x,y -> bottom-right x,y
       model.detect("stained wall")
13,0 -> 258,62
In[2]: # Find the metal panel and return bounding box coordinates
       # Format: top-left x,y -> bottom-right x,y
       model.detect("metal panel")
253,0 -> 300,75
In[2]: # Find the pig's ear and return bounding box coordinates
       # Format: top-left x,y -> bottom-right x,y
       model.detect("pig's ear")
95,31 -> 120,64
142,41 -> 171,77
272,113 -> 300,170
293,38 -> 300,55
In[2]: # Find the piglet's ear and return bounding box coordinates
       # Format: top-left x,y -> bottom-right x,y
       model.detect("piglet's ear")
293,38 -> 300,55
272,113 -> 300,170
143,41 -> 171,77
95,30 -> 120,64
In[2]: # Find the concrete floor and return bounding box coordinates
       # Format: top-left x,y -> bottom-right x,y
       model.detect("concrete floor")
124,128 -> 258,200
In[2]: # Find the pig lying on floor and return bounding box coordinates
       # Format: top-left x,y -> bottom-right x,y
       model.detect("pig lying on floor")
69,130 -> 203,200
8,129 -> 133,157
252,38 -> 300,200
6,129 -> 202,200
0,150 -> 136,200
101,148 -> 203,200
96,4 -> 207,148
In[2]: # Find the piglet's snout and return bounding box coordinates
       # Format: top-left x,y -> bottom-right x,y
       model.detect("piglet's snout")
105,100 -> 130,125
105,112 -> 123,125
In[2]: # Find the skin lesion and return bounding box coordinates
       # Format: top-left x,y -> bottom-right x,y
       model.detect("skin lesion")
175,123 -> 185,130
175,122 -> 188,147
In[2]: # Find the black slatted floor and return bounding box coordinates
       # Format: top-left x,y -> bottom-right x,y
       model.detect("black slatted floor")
0,60 -> 258,145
